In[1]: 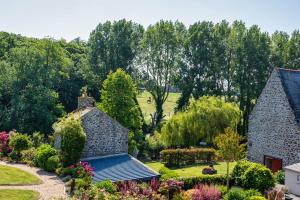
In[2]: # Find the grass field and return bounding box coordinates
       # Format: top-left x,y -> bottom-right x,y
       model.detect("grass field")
145,161 -> 236,178
137,91 -> 181,121
0,165 -> 41,185
0,189 -> 39,200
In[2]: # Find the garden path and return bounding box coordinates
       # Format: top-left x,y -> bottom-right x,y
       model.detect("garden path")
0,161 -> 66,200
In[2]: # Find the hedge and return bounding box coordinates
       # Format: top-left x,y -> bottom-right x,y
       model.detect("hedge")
160,148 -> 215,167
175,174 -> 234,189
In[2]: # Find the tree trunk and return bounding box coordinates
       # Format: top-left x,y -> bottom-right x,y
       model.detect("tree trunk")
226,161 -> 230,191
155,98 -> 163,126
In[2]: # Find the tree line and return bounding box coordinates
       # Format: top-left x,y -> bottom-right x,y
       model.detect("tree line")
0,19 -> 300,135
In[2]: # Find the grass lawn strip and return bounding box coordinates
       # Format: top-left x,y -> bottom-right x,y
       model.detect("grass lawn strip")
0,165 -> 42,185
0,189 -> 39,200
145,161 -> 236,177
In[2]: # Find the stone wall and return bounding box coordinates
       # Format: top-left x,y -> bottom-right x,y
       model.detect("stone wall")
80,108 -> 128,158
248,69 -> 300,166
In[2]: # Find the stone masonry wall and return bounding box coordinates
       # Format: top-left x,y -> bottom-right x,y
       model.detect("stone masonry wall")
80,108 -> 128,158
248,69 -> 300,166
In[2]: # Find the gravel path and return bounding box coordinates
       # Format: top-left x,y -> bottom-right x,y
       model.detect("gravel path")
0,161 -> 66,200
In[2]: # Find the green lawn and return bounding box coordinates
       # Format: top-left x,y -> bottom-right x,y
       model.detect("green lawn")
137,91 -> 181,121
145,161 -> 236,177
0,165 -> 41,185
0,189 -> 39,200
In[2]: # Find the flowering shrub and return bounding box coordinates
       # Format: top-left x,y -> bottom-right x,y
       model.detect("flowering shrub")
202,167 -> 217,175
0,131 -> 11,156
64,162 -> 94,178
192,184 -> 221,200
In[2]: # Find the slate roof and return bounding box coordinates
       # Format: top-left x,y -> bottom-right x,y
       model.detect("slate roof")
284,162 -> 300,173
82,154 -> 160,182
278,68 -> 300,124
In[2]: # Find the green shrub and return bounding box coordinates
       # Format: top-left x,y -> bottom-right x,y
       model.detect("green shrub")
45,155 -> 60,172
246,196 -> 266,200
95,180 -> 116,194
9,133 -> 32,157
275,170 -> 285,184
232,160 -> 252,185
176,175 -> 233,189
215,185 -> 228,196
242,163 -> 275,192
53,115 -> 86,166
160,148 -> 215,167
31,132 -> 44,148
159,166 -> 179,179
224,190 -> 245,200
244,189 -> 262,198
36,144 -> 57,169
21,148 -> 37,166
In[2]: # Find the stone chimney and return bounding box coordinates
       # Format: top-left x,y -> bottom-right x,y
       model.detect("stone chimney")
77,93 -> 95,110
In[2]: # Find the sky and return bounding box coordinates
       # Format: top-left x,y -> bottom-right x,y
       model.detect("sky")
0,0 -> 299,41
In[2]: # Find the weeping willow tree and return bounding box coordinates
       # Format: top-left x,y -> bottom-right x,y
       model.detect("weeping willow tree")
161,96 -> 241,147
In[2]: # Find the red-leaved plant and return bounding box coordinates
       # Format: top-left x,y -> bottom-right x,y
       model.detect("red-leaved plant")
0,131 -> 11,156
192,184 -> 221,200
66,161 -> 94,178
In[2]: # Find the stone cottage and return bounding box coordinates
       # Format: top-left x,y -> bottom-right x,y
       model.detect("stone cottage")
248,68 -> 300,172
55,94 -> 129,158
55,94 -> 159,181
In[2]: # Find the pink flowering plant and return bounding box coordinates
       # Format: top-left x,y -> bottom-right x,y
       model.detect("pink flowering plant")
192,184 -> 221,200
64,161 -> 94,178
0,131 -> 11,156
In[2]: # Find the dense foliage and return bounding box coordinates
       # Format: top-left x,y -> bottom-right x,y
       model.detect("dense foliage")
232,160 -> 275,192
1,19 -> 300,134
0,131 -> 10,156
99,69 -> 143,153
9,132 -> 32,157
161,97 -> 240,147
35,144 -> 58,170
160,148 -> 215,167
53,115 -> 86,166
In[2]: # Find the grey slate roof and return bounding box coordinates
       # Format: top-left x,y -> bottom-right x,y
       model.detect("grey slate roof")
278,68 -> 300,124
284,162 -> 300,173
82,154 -> 160,182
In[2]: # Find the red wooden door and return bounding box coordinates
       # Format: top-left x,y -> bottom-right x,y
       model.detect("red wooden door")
264,155 -> 282,172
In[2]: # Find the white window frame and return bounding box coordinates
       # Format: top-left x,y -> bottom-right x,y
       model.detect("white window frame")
297,174 -> 300,184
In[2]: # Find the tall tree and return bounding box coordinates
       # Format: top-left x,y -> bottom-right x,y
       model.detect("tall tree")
270,31 -> 289,68
0,43 -> 65,133
88,19 -> 144,100
137,20 -> 185,126
99,69 -> 143,153
286,30 -> 300,69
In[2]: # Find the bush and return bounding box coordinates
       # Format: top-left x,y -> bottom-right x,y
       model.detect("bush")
242,163 -> 275,192
145,132 -> 165,160
202,166 -> 217,175
0,131 -> 11,156
275,170 -> 285,184
160,148 -> 215,167
158,166 -> 179,179
45,155 -> 60,172
177,175 -> 233,190
35,144 -> 57,169
246,196 -> 266,200
192,184 -> 221,200
9,133 -> 32,156
53,115 -> 86,166
224,190 -> 245,200
21,148 -> 37,166
95,180 -> 117,194
31,132 -> 44,148
232,160 -> 252,185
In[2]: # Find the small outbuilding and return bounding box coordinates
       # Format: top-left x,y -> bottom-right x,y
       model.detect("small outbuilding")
284,163 -> 300,196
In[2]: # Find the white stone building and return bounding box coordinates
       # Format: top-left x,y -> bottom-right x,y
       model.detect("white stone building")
284,163 -> 300,196
248,68 -> 300,172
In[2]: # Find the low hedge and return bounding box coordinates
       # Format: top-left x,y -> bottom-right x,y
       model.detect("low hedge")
175,174 -> 234,189
160,148 -> 215,167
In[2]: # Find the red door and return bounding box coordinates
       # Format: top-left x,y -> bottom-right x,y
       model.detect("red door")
264,155 -> 282,172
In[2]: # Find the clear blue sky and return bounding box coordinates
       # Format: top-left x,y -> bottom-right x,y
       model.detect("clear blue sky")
0,0 -> 299,41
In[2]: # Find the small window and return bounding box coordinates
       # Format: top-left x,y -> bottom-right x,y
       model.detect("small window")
297,175 -> 300,183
